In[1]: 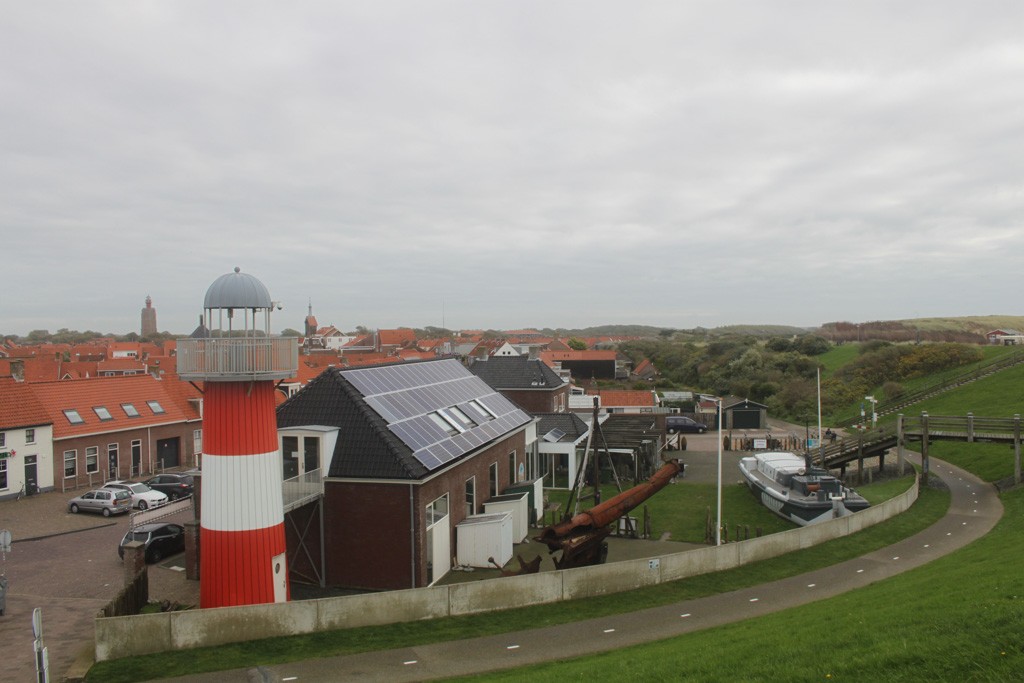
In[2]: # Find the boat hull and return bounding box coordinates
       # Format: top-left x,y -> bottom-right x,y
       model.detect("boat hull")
739,453 -> 870,527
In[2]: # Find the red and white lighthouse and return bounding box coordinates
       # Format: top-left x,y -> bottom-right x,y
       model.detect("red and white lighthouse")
179,267 -> 298,608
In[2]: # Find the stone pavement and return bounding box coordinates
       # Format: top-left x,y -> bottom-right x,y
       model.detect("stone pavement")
0,488 -> 199,682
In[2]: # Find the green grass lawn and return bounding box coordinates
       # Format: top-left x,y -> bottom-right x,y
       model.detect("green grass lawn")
465,485 -> 1023,683
547,479 -> 799,544
86,474 -> 932,682
817,344 -> 861,377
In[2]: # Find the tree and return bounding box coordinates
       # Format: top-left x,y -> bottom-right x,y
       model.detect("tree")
280,328 -> 302,337
567,338 -> 587,351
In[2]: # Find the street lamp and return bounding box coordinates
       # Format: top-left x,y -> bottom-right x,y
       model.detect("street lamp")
716,397 -> 723,546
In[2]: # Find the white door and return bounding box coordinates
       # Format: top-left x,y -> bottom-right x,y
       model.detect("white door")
271,552 -> 288,603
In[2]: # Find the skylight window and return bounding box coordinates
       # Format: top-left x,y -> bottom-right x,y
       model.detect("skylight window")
146,400 -> 165,414
445,406 -> 477,430
93,406 -> 113,421
63,409 -> 85,425
467,399 -> 498,421
122,403 -> 140,417
427,412 -> 459,436
435,410 -> 467,434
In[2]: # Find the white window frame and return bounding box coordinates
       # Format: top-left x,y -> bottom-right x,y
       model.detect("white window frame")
26,428 -> 36,443
86,446 -> 99,474
465,476 -> 476,516
64,449 -> 77,478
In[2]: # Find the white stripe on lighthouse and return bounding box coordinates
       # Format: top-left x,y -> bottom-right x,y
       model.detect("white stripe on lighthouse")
201,450 -> 285,532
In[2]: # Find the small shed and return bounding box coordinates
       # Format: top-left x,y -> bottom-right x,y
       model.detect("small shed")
723,398 -> 768,430
504,477 -> 544,526
484,491 -> 530,542
456,512 -> 513,568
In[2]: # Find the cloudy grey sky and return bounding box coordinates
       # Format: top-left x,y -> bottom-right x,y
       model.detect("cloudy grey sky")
3,2 -> 1023,336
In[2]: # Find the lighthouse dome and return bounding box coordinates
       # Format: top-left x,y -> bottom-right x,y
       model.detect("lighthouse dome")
203,267 -> 273,310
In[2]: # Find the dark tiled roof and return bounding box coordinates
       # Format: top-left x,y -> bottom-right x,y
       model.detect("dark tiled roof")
535,412 -> 589,442
277,368 -> 425,480
468,356 -> 565,390
277,360 -> 530,481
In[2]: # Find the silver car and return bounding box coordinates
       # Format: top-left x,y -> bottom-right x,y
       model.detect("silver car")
102,481 -> 168,510
67,489 -> 132,517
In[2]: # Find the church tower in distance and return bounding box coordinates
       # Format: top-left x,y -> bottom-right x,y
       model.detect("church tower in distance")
141,295 -> 158,338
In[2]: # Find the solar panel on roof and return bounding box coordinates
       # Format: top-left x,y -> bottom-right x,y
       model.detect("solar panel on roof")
343,360 -> 531,472
543,428 -> 566,443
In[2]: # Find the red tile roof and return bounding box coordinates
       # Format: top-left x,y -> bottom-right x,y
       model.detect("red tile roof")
29,374 -> 197,439
0,378 -> 51,429
378,328 -> 416,347
587,390 -> 656,407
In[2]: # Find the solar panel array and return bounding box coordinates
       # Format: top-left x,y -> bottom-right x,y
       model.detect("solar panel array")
342,359 -> 532,472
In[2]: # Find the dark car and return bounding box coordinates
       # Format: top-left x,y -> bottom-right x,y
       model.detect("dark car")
666,415 -> 708,434
118,522 -> 185,563
143,473 -> 195,500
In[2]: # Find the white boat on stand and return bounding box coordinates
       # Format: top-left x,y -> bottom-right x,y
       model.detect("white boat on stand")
739,451 -> 870,526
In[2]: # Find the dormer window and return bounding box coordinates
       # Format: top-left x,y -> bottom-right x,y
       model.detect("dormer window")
93,406 -> 113,421
147,400 -> 165,414
63,409 -> 85,425
122,403 -> 140,417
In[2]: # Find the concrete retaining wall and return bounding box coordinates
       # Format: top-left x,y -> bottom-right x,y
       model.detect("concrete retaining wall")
96,476 -> 918,661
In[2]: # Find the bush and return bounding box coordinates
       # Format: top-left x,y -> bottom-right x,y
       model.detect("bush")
882,381 -> 905,400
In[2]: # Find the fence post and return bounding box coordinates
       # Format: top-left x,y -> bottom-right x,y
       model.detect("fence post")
897,414 -> 906,476
921,411 -> 930,485
967,412 -> 974,443
1014,414 -> 1021,486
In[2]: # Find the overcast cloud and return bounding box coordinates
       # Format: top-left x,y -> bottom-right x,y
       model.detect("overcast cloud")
2,2 -> 1023,336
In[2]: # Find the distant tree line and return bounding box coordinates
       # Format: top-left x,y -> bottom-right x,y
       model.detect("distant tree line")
620,335 -> 983,424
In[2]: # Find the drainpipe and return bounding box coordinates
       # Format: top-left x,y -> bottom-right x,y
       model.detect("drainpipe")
409,484 -> 416,588
147,426 -> 154,474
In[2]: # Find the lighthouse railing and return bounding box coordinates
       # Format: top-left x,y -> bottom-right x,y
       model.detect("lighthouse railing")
177,337 -> 298,381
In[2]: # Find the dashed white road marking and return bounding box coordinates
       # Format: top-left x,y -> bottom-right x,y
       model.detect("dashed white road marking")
507,644 -> 520,650
857,569 -> 865,573
680,613 -> 691,618
749,598 -> 759,602
403,660 -> 418,666
603,628 -> 616,633
807,583 -> 816,588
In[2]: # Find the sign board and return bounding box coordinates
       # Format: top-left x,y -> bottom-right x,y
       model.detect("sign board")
753,438 -> 768,450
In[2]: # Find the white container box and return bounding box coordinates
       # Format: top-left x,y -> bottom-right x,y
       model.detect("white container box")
484,492 -> 530,543
456,511 -> 513,568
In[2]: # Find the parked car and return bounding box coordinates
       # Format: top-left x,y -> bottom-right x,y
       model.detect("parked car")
102,481 -> 168,510
68,489 -> 132,517
118,522 -> 185,563
666,415 -> 708,434
143,473 -> 195,500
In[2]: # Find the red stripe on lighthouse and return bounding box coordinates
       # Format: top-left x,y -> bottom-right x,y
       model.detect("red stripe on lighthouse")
203,382 -> 279,455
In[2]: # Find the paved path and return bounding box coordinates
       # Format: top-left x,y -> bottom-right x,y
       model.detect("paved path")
166,456 -> 1003,682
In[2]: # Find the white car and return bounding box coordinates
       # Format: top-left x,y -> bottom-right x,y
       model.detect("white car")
102,481 -> 169,511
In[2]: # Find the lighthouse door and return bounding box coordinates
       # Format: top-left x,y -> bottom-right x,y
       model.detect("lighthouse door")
272,552 -> 288,603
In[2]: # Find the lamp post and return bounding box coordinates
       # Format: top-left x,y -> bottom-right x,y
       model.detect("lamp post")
716,397 -> 723,546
